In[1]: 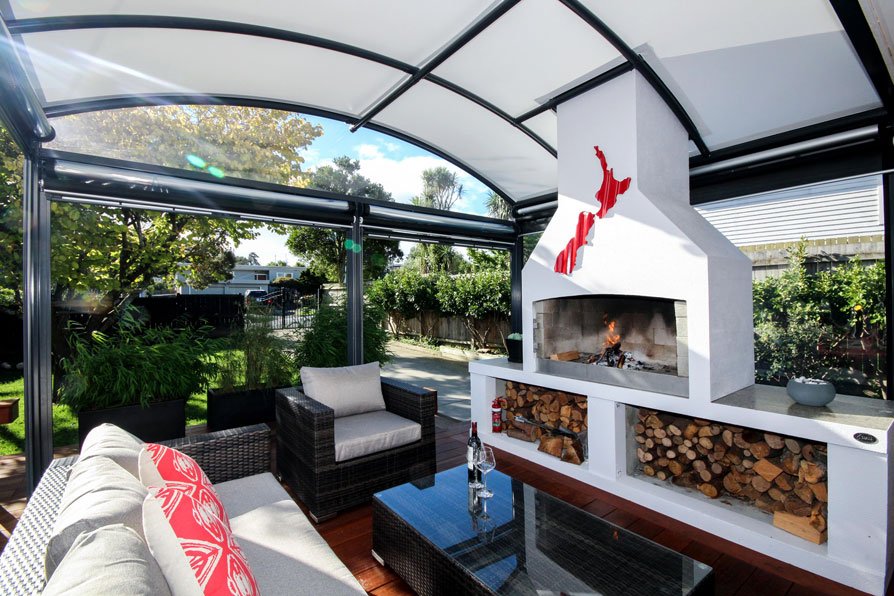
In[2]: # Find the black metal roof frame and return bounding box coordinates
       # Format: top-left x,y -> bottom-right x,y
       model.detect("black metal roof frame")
1,0 -> 891,210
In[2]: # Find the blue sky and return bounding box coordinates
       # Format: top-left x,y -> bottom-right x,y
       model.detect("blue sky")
235,114 -> 492,265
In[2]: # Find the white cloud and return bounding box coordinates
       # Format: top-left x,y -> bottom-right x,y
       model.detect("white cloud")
355,144 -> 385,160
300,147 -> 322,169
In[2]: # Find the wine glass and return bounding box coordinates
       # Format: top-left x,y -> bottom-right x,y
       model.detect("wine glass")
476,446 -> 496,499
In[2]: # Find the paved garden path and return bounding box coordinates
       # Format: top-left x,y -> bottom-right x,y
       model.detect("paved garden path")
382,341 -> 499,421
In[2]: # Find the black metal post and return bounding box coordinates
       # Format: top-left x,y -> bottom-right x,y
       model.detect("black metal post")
22,156 -> 53,493
346,210 -> 364,365
880,123 -> 894,400
510,234 -> 524,335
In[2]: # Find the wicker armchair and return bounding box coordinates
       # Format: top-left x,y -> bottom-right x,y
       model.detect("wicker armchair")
276,378 -> 437,522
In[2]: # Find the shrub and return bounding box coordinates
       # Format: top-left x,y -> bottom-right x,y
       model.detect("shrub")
437,270 -> 510,349
58,307 -> 217,411
293,302 -> 390,371
214,311 -> 293,393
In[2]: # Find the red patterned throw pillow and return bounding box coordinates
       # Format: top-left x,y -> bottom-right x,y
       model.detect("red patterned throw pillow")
140,443 -> 229,529
144,487 -> 259,596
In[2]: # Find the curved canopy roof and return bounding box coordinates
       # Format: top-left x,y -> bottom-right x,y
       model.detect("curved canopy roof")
1,0 -> 891,203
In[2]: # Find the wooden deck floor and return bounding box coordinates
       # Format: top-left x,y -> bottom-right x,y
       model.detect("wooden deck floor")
0,418 -> 885,595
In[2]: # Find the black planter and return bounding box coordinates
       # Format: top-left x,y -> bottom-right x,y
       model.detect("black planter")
507,338 -> 523,363
206,386 -> 281,432
78,398 -> 186,446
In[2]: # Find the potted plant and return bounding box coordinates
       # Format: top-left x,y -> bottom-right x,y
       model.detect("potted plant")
59,308 -> 216,445
505,332 -> 523,364
206,314 -> 294,432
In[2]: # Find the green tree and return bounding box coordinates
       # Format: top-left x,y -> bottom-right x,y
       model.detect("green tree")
467,248 -> 509,272
404,243 -> 468,274
411,167 -> 464,211
235,253 -> 261,266
266,259 -> 288,267
0,124 -> 24,312
436,270 -> 510,350
485,190 -> 512,220
285,156 -> 402,281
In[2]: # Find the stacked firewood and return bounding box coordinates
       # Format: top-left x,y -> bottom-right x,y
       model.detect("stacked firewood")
498,381 -> 587,465
634,408 -> 828,544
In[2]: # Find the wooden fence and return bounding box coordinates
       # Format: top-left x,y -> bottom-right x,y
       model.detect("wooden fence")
387,313 -> 509,349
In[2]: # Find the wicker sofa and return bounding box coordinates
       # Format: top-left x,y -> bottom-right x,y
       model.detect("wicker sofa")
276,377 -> 437,522
0,424 -> 365,595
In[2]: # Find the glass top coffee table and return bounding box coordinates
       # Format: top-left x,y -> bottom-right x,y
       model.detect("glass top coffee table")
372,465 -> 712,595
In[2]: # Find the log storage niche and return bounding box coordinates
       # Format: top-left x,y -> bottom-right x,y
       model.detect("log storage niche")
496,381 -> 587,465
629,407 -> 828,544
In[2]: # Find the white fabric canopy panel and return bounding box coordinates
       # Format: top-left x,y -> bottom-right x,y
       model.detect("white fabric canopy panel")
585,0 -> 882,149
433,0 -> 622,117
6,0 -> 494,66
523,111 -> 558,150
374,80 -> 557,200
22,28 -> 407,116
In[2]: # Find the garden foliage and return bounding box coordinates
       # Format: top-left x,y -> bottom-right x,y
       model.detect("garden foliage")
293,302 -> 390,371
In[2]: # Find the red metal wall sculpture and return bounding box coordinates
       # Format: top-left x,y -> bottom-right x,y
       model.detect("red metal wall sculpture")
554,146 -> 632,275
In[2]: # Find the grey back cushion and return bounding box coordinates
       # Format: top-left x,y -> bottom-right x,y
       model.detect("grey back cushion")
46,455 -> 148,579
42,524 -> 171,596
300,361 -> 385,418
78,423 -> 144,478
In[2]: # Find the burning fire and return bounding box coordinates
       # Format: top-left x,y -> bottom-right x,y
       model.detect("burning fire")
603,315 -> 621,347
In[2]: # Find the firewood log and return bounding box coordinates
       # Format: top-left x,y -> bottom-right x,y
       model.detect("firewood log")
507,428 -> 538,442
764,433 -> 784,450
538,435 -> 563,458
698,468 -> 712,483
683,423 -> 699,440
784,438 -> 801,453
749,441 -> 771,459
809,482 -> 828,502
698,436 -> 713,450
643,464 -> 656,476
667,460 -> 684,477
774,511 -> 827,544
661,437 -> 673,448
723,473 -> 743,494
698,480 -> 722,499
656,470 -> 668,481
793,482 -> 814,505
742,429 -> 763,444
752,459 -> 783,483
783,494 -> 813,517
549,350 -> 579,361
801,444 -> 815,462
799,461 -> 824,484
774,474 -> 794,492
654,427 -> 667,439
644,414 -> 663,429
710,462 -> 723,475
561,436 -> 584,465
751,475 -> 772,493
722,429 -> 733,448
742,459 -> 754,469
768,487 -> 786,502
781,452 -> 800,475
733,433 -> 750,450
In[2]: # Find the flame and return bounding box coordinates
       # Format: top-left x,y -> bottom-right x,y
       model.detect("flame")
603,315 -> 621,347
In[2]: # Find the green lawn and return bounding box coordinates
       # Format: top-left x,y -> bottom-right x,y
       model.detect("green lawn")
0,371 -> 210,456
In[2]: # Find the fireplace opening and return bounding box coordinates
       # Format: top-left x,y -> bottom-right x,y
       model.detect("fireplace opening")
534,295 -> 688,396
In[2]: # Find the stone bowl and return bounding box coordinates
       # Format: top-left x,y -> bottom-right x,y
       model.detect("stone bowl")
786,378 -> 836,407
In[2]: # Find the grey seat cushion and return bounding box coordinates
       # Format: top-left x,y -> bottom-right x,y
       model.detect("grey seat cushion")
77,423 -> 144,478
214,473 -> 365,595
42,524 -> 171,596
46,455 -> 147,579
333,410 -> 421,462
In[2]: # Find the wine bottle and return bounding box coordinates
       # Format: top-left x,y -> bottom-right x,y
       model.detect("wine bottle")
467,422 -> 482,485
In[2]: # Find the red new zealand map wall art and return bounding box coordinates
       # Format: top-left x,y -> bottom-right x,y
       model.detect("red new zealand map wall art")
554,146 -> 632,274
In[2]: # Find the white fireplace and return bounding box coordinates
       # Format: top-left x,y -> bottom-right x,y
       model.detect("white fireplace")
521,69 -> 753,403
469,70 -> 894,596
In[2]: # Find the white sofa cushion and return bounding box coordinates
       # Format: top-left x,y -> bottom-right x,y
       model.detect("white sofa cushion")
78,423 -> 144,478
334,410 -> 421,462
214,473 -> 365,595
42,524 -> 171,596
46,455 -> 148,579
300,362 -> 385,418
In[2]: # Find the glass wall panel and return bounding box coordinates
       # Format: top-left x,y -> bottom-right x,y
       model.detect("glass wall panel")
47,106 -> 502,216
0,125 -> 29,456
47,198 -> 345,441
696,175 -> 887,398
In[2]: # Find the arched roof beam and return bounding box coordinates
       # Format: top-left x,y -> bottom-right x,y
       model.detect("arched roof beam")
39,93 -> 516,203
349,0 -> 521,132
6,13 -> 554,162
556,0 -> 709,157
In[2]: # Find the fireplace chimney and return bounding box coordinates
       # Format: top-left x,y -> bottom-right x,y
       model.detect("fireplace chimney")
522,71 -> 753,403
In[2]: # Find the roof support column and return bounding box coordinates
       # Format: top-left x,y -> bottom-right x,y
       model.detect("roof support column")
346,208 -> 364,365
880,123 -> 893,398
22,156 -> 53,493
510,234 -> 524,336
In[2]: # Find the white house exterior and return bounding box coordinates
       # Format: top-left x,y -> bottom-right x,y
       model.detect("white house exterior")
179,264 -> 306,295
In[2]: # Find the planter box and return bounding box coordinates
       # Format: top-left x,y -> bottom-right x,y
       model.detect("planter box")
78,398 -> 186,446
207,386 -> 283,432
507,339 -> 523,363
0,398 -> 19,424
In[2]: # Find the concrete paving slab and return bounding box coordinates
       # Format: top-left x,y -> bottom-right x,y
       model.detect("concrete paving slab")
381,341 -> 499,421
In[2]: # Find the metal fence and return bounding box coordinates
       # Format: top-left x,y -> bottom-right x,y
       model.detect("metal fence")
245,289 -> 320,331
